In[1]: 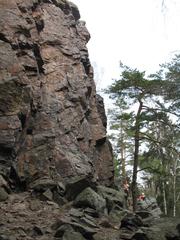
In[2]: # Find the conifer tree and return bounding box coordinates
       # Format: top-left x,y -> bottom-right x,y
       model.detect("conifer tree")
106,62 -> 169,211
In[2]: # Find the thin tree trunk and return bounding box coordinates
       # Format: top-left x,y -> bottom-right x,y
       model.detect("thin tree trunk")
162,181 -> 167,215
173,158 -> 177,217
120,121 -> 126,179
121,144 -> 126,179
173,174 -> 176,217
132,100 -> 143,212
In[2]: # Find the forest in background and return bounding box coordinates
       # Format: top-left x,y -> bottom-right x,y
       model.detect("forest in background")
106,54 -> 180,216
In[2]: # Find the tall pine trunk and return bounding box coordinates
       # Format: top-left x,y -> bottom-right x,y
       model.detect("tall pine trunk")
132,100 -> 143,212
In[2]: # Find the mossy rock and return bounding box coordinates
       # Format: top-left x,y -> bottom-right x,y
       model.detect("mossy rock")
74,187 -> 106,213
0,187 -> 8,202
97,186 -> 125,211
63,230 -> 87,240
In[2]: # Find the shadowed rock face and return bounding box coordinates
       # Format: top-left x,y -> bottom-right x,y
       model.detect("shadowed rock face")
0,0 -> 114,188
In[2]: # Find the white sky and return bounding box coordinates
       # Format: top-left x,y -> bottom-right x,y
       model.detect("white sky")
72,0 -> 180,88
72,0 -> 180,116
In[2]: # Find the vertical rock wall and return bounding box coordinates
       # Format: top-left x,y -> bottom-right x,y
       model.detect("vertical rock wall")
0,0 -> 114,187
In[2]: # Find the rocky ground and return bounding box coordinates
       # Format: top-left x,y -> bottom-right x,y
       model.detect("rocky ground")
1,175 -> 180,240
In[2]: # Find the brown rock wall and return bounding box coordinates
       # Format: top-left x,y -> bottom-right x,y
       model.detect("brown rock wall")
0,0 -> 114,187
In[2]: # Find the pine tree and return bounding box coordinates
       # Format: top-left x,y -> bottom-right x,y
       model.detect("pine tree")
106,62 -> 169,211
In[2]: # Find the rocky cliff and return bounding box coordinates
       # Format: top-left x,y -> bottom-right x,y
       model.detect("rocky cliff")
0,0 -> 114,189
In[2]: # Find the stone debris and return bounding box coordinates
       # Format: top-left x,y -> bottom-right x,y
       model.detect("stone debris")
0,184 -> 179,239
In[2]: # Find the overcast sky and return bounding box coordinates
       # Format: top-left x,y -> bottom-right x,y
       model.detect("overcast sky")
73,0 -> 180,82
72,0 -> 180,112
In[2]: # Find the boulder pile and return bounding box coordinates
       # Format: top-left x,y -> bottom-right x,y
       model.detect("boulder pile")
1,176 -> 180,240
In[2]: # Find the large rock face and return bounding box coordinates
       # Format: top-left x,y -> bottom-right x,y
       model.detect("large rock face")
0,0 -> 114,188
